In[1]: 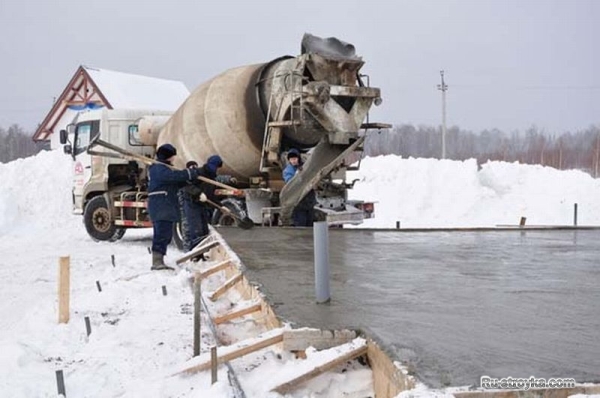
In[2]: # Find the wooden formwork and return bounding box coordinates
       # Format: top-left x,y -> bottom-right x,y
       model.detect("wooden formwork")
194,234 -> 414,397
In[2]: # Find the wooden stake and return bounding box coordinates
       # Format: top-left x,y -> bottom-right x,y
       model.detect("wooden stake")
95,281 -> 102,292
58,256 -> 70,324
209,273 -> 242,301
162,285 -> 167,296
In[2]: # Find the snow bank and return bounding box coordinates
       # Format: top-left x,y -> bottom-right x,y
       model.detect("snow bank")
2,150 -> 599,234
349,155 -> 600,228
0,150 -> 74,235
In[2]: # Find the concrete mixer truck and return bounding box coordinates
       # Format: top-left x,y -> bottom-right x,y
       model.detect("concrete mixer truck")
59,34 -> 389,242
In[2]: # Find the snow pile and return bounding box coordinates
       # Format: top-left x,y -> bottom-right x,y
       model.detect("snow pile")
0,149 -> 75,235
349,155 -> 600,228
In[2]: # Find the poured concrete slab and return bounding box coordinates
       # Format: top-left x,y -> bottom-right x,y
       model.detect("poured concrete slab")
217,227 -> 600,388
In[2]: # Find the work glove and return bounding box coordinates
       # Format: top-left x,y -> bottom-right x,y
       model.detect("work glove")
199,193 -> 208,202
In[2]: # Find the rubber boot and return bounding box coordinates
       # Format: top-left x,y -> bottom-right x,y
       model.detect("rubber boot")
151,252 -> 173,271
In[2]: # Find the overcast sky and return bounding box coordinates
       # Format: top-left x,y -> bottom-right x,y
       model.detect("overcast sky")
0,0 -> 598,134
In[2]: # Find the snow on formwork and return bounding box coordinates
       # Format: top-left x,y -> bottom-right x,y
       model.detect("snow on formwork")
84,66 -> 190,110
349,155 -> 600,228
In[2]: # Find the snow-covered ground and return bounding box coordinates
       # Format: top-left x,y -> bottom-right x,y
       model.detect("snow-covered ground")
1,150 -> 599,397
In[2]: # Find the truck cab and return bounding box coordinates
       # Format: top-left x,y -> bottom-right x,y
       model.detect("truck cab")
60,108 -> 172,240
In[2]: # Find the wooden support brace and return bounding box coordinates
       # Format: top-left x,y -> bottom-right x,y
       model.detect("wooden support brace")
214,302 -> 262,325
271,343 -> 368,394
209,273 -> 243,301
175,329 -> 284,375
58,256 -> 70,324
176,240 -> 220,265
199,260 -> 233,280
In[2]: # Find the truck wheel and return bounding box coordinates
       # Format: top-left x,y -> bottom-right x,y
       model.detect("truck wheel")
83,196 -> 125,242
212,205 -> 236,226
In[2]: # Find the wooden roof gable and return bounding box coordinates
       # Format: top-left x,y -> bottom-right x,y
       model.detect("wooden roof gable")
33,66 -> 110,142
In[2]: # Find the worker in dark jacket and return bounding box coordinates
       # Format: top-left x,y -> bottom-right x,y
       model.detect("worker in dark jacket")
180,155 -> 227,256
282,148 -> 317,227
148,144 -> 199,270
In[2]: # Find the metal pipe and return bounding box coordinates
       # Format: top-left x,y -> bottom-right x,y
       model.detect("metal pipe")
313,221 -> 331,303
193,276 -> 201,357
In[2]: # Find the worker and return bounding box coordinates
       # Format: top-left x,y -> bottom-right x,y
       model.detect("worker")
147,143 -> 200,270
180,155 -> 230,259
282,148 -> 317,227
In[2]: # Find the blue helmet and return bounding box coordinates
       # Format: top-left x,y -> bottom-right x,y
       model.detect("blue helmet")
206,155 -> 223,173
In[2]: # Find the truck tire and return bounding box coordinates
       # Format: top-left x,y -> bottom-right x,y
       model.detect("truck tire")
83,196 -> 126,242
212,206 -> 236,226
211,198 -> 245,227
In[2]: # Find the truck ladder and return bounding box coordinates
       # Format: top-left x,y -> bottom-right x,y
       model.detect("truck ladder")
260,68 -> 306,173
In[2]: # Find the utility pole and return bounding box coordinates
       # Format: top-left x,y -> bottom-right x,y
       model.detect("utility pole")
437,70 -> 448,159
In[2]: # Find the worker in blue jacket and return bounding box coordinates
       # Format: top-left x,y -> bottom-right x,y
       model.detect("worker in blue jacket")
180,155 -> 230,258
282,148 -> 317,227
148,143 -> 199,270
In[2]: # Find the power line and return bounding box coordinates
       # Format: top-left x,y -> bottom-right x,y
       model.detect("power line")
437,70 -> 448,159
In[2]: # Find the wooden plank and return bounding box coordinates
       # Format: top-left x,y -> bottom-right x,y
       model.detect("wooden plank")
175,329 -> 284,375
214,302 -> 261,325
209,273 -> 243,301
368,339 -> 413,398
199,260 -> 233,280
176,240 -> 220,265
272,343 -> 368,394
58,256 -> 70,324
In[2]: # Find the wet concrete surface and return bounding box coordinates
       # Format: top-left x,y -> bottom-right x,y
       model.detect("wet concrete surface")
217,227 -> 600,388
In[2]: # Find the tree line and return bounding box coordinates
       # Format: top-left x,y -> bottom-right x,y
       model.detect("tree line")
1,122 -> 599,178
0,124 -> 47,164
363,124 -> 600,178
